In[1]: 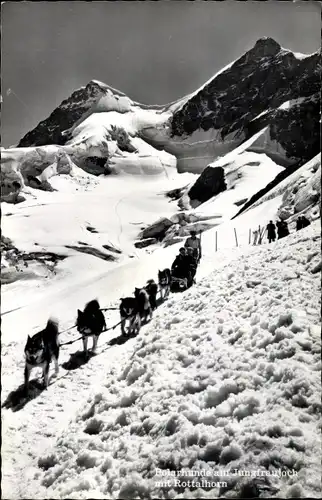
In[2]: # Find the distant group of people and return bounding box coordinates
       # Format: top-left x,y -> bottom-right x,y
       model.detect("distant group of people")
266,220 -> 284,243
171,230 -> 201,286
296,215 -> 311,231
266,214 -> 311,244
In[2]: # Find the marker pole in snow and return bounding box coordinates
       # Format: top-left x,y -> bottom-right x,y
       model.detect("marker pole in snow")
234,228 -> 238,247
215,231 -> 218,252
249,228 -> 251,244
258,225 -> 266,244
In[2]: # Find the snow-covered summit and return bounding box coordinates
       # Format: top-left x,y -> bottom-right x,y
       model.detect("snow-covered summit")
15,38 -> 320,173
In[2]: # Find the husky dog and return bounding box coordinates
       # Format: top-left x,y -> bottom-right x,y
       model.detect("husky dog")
134,287 -> 153,323
158,268 -> 171,299
24,318 -> 59,393
145,279 -> 158,310
77,299 -> 106,356
119,297 -> 141,336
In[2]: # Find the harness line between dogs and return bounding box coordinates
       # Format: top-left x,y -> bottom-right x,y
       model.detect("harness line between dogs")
59,315 -> 132,347
36,277 -> 184,349
59,323 -> 77,335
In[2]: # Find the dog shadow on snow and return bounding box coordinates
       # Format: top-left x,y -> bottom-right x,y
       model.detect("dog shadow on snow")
2,373 -> 65,412
62,332 -> 137,369
106,330 -> 138,348
61,350 -> 96,371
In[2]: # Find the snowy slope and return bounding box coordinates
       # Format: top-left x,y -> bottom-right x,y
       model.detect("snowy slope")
1,165 -> 197,297
1,34 -> 321,500
2,214 -> 320,499
183,151 -> 284,221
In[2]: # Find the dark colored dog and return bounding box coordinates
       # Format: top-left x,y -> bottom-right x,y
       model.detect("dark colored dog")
77,299 -> 106,356
158,268 -> 171,299
119,297 -> 141,336
24,318 -> 59,393
134,287 -> 153,323
145,279 -> 158,310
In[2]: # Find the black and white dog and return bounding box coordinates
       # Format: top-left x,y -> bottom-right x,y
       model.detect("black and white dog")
24,318 -> 59,393
158,268 -> 171,299
119,297 -> 141,336
135,287 -> 153,323
77,299 -> 106,356
145,279 -> 158,310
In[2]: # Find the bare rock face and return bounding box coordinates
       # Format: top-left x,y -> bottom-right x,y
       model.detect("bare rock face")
18,81 -> 108,147
77,156 -> 109,176
134,238 -> 158,249
171,38 -> 320,166
166,185 -> 189,201
188,166 -> 227,204
247,92 -> 320,165
171,38 -> 319,138
138,217 -> 173,240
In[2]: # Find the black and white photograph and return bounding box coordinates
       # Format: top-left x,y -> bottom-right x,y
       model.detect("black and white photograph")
1,1 -> 321,498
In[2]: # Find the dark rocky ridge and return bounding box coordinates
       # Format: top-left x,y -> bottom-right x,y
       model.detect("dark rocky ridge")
246,92 -> 320,164
18,81 -> 107,147
16,38 -> 320,173
188,166 -> 227,204
171,38 -> 320,141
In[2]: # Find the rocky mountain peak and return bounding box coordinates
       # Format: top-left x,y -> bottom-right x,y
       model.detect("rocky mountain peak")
17,80 -> 108,148
252,36 -> 281,56
170,37 -> 320,168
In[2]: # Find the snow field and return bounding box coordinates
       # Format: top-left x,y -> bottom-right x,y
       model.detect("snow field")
32,223 -> 321,499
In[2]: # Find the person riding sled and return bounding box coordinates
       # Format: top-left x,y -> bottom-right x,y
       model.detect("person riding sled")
171,247 -> 188,279
184,230 -> 201,263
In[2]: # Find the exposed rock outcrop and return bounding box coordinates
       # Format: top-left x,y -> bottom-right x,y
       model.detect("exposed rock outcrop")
171,39 -> 320,140
137,212 -> 221,248
138,218 -> 173,240
134,238 -> 158,249
170,38 -> 320,170
247,92 -> 320,165
188,166 -> 227,205
1,235 -> 67,284
18,81 -> 110,147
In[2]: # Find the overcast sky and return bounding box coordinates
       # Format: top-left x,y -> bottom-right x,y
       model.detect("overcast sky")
1,1 -> 321,147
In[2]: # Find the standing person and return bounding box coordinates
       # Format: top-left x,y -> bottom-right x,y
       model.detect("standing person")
277,219 -> 289,239
282,220 -> 289,237
266,220 -> 276,243
276,220 -> 285,239
296,216 -> 302,231
185,230 -> 202,263
301,215 -> 311,228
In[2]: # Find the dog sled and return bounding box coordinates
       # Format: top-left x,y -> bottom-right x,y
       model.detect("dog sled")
170,271 -> 195,292
170,275 -> 189,292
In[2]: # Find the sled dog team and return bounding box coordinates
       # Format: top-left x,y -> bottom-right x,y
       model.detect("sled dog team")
24,269 -> 172,394
24,231 -> 201,393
